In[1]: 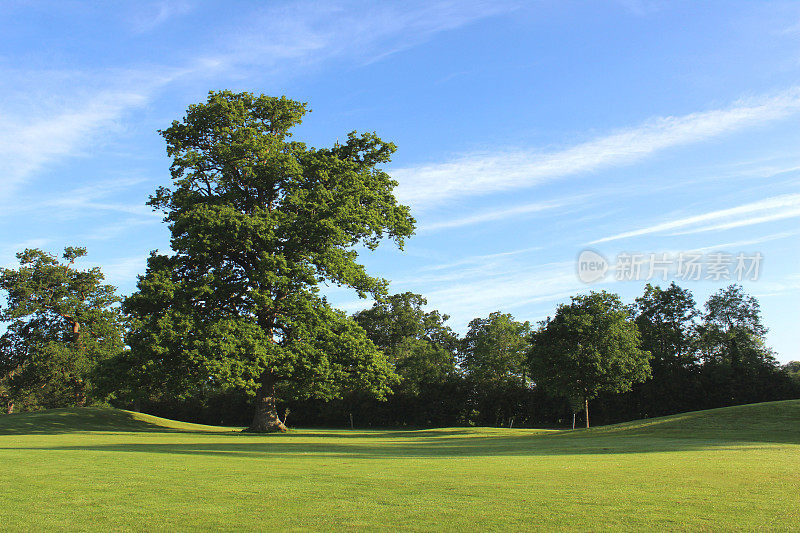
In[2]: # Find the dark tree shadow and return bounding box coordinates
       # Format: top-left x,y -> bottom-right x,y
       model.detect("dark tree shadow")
2,401 -> 798,458
4,428 -> 798,458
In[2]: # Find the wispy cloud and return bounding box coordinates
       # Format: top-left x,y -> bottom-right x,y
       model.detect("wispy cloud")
694,229 -> 800,253
0,65 -> 187,200
420,199 -> 571,231
591,193 -> 800,244
0,175 -> 158,219
754,273 -> 800,298
165,1 -> 517,89
0,88 -> 148,197
130,0 -> 194,33
393,89 -> 800,209
420,245 -> 542,271
387,243 -> 594,329
336,247 -> 587,329
89,256 -> 149,289
197,1 -> 515,78
410,261 -> 581,327
0,1 -> 512,202
81,217 -> 160,241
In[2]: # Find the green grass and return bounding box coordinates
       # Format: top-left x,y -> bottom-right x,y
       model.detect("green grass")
2,401 -> 799,531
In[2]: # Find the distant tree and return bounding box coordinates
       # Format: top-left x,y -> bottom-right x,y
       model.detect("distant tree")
635,282 -> 699,369
459,312 -> 531,427
620,282 -> 703,418
122,91 -> 413,432
354,292 -> 459,393
697,284 -> 774,368
528,291 -> 651,428
0,248 -> 124,410
784,361 -> 800,384
461,312 -> 531,383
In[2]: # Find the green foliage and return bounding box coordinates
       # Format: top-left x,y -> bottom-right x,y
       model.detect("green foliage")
460,312 -> 531,383
0,248 -> 124,410
529,291 -> 651,419
697,284 -> 775,368
784,361 -> 800,384
354,292 -> 458,393
122,91 -> 413,428
634,282 -> 698,369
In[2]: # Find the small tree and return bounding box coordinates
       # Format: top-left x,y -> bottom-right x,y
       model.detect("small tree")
528,291 -> 650,428
123,91 -> 414,432
0,247 -> 124,410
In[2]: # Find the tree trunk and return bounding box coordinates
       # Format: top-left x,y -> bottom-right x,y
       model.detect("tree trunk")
584,397 -> 590,429
246,373 -> 287,433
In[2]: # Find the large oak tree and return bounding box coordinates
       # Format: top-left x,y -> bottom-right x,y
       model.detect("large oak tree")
123,91 -> 414,432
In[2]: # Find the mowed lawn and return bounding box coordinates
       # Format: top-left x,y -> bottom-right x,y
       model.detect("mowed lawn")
1,401 -> 799,531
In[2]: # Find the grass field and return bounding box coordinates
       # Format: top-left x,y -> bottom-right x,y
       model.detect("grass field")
1,401 -> 799,531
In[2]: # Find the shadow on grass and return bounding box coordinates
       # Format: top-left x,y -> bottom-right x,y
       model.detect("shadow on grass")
4,427 -> 799,458
2,401 -> 799,459
0,409 -> 491,439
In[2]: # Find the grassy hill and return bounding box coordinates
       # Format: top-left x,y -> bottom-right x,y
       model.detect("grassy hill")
1,401 -> 799,531
0,407 -> 239,435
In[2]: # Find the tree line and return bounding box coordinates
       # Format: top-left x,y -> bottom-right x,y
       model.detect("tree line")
1,91 -> 797,429
1,248 -> 795,429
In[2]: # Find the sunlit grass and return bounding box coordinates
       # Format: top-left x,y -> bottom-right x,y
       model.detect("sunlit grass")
2,401 -> 799,531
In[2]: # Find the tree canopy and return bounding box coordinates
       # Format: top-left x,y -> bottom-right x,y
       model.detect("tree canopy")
698,284 -> 774,368
528,291 -> 651,427
122,91 -> 414,431
461,312 -> 531,383
354,292 -> 459,393
635,282 -> 699,370
0,248 -> 124,411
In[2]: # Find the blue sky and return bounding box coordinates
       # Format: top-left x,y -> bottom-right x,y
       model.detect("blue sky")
1,1 -> 798,362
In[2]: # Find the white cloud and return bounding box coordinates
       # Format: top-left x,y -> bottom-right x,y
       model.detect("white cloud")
0,89 -> 148,197
671,208 -> 800,236
753,274 -> 800,298
0,65 -> 187,201
334,248 -> 588,330
420,245 -> 542,271
591,193 -> 800,244
0,1 -> 513,202
198,1 -> 516,78
393,89 -> 800,209
130,1 -> 194,33
388,244 -> 592,330
0,175 -> 158,219
94,256 -> 148,289
694,230 -> 800,253
420,199 -> 570,231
